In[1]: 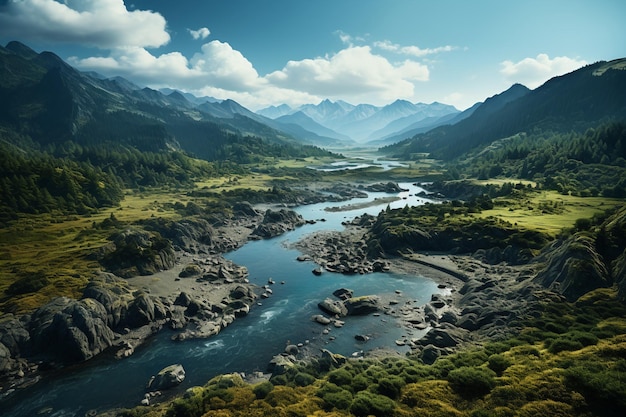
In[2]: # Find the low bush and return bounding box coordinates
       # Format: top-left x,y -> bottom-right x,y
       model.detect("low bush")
487,354 -> 512,376
447,366 -> 496,398
350,391 -> 396,417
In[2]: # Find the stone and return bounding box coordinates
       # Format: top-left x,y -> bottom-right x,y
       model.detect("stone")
318,298 -> 348,316
147,364 -> 186,391
311,314 -> 332,325
344,295 -> 381,315
267,354 -> 295,375
29,297 -> 115,363
285,344 -> 299,355
332,288 -> 354,300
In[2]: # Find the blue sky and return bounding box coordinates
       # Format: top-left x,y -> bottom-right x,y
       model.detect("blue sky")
0,0 -> 624,110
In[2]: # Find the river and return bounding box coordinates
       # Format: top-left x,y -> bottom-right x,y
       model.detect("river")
1,181 -> 438,417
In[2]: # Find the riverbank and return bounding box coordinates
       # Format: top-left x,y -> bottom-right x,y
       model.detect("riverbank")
292,221 -> 546,361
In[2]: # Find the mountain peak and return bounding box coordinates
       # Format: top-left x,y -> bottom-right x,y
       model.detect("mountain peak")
5,41 -> 38,59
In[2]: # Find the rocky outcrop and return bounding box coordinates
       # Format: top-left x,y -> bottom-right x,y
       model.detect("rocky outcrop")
99,228 -> 176,278
361,182 -> 408,193
534,233 -> 610,301
294,228 -> 390,275
147,364 -> 186,391
251,209 -> 306,239
29,297 -> 114,363
267,354 -> 296,375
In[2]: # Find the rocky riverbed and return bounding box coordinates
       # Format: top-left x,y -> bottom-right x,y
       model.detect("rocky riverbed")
0,205 -> 307,397
291,219 -> 552,364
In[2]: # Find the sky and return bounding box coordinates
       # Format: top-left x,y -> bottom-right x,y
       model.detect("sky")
0,0 -> 624,111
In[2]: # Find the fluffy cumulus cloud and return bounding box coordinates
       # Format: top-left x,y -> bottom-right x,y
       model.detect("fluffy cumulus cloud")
189,27 -> 211,40
0,0 -> 451,109
266,46 -> 429,101
0,0 -> 169,48
71,40 -> 263,92
501,54 -> 587,88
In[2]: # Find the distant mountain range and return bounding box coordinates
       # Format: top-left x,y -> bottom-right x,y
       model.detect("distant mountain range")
382,59 -> 626,160
0,41 -> 353,157
257,99 -> 460,144
3,40 -> 624,163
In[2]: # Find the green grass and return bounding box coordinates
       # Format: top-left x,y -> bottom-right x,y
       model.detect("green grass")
474,190 -> 623,237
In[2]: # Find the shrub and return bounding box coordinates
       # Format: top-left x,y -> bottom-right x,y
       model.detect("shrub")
350,374 -> 370,392
253,381 -> 274,399
294,372 -> 315,387
376,376 -> 406,399
321,389 -> 353,410
568,330 -> 599,347
487,354 -> 512,376
447,366 -> 496,398
350,392 -> 396,417
328,368 -> 353,386
548,337 -> 583,354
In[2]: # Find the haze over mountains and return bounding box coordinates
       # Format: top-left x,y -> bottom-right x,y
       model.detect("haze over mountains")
257,99 -> 460,144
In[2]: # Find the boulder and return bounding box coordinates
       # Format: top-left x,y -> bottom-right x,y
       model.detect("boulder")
285,344 -> 299,355
318,349 -> 347,371
332,288 -> 353,300
230,285 -> 254,300
125,292 -> 157,328
318,298 -> 348,316
99,229 -> 176,278
311,314 -> 332,325
344,295 -> 381,315
30,297 -> 114,363
147,364 -> 186,391
267,354 -> 295,375
174,292 -> 193,307
417,323 -> 469,349
420,344 -> 442,365
251,209 -> 305,239
179,264 -> 203,278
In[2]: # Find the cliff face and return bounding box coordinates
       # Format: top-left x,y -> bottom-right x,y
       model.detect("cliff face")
535,206 -> 626,302
534,234 -> 611,301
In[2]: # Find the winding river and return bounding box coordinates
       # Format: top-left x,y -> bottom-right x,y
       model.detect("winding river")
2,180 -> 439,417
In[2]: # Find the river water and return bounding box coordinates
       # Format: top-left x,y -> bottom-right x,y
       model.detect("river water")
2,181 -> 438,417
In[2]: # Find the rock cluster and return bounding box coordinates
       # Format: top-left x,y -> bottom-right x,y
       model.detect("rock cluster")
0,256 -> 256,387
251,209 -> 306,239
295,229 -> 390,275
97,228 -> 176,278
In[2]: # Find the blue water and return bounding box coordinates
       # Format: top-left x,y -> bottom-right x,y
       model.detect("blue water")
1,182 -> 438,417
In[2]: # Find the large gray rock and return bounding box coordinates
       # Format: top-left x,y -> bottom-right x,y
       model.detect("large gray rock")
344,295 -> 381,315
30,297 -> 114,363
267,354 -> 295,375
82,272 -> 136,328
318,298 -> 348,316
147,364 -> 186,391
251,209 -> 305,238
0,314 -> 30,355
100,229 -> 176,278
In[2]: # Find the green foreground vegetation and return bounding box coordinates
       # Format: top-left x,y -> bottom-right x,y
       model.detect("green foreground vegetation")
115,286 -> 626,417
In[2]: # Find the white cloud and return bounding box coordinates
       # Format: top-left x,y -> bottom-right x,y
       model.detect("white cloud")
374,40 -> 455,57
266,46 -> 429,101
189,27 -> 211,40
70,40 -> 263,93
0,0 -> 169,48
500,53 -> 587,88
